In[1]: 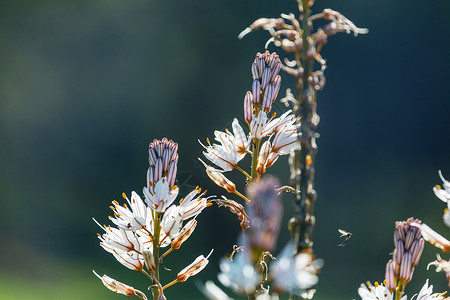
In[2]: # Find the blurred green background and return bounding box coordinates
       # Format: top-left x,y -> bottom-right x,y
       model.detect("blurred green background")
1,0 -> 449,299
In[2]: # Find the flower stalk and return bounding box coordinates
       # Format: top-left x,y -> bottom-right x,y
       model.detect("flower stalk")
289,0 -> 318,258
152,212 -> 162,300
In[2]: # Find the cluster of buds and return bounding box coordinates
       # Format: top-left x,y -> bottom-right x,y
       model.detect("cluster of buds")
201,51 -> 298,197
239,9 -> 367,91
385,218 -> 424,292
245,175 -> 283,253
94,138 -> 213,299
248,52 -> 281,115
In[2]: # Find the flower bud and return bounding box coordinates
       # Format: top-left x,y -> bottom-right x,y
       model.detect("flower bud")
177,250 -> 213,282
256,141 -> 271,174
244,92 -> 253,124
143,250 -> 156,271
205,167 -> 236,194
93,271 -> 148,300
172,219 -> 197,250
252,80 -> 261,104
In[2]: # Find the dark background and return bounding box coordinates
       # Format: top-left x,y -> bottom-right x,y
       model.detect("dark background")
0,0 -> 449,299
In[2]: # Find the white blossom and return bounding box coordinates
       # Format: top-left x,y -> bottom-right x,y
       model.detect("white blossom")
218,252 -> 259,294
143,177 -> 179,213
270,242 -> 322,294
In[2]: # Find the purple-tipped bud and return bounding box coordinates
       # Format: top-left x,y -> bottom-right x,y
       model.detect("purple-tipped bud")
261,66 -> 271,90
385,260 -> 395,292
256,54 -> 265,78
252,80 -> 261,104
251,62 -> 259,80
148,138 -> 179,189
272,75 -> 281,102
399,252 -> 412,282
393,241 -> 404,264
270,61 -> 281,82
167,161 -> 177,188
411,239 -> 424,266
405,229 -> 415,250
262,84 -> 275,112
244,92 -> 253,124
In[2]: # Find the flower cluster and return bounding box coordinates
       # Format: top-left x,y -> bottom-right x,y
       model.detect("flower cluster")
200,51 -> 298,194
385,218 -> 424,291
202,177 -> 322,299
359,280 -> 447,300
94,138 -> 213,299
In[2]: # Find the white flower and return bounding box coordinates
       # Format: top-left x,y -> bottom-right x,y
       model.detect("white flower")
95,222 -> 142,253
160,205 -> 183,240
412,279 -> 448,300
256,294 -> 279,300
250,111 -> 270,139
230,118 -> 251,161
95,221 -> 144,270
358,282 -> 402,300
201,281 -> 233,300
143,177 -> 179,212
179,187 -> 210,220
271,124 -> 298,155
250,111 -> 297,140
263,110 -> 296,135
270,242 -> 322,294
218,252 -> 259,294
434,171 -> 450,203
109,191 -> 149,231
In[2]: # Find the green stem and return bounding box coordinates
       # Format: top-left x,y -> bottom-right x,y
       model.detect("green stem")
250,138 -> 261,182
152,212 -> 162,300
395,280 -> 405,300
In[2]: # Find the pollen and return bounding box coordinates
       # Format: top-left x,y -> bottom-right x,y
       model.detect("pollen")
122,192 -> 127,199
306,155 -> 312,166
436,185 -> 442,189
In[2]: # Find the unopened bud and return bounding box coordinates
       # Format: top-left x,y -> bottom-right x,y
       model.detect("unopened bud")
410,239 -> 424,267
244,92 -> 253,124
93,271 -> 148,300
205,168 -> 236,194
143,250 -> 156,271
262,84 -> 275,112
257,141 -> 271,174
385,260 -> 395,292
172,219 -> 197,250
177,250 -> 213,282
252,80 -> 261,104
261,66 -> 271,90
399,252 -> 412,282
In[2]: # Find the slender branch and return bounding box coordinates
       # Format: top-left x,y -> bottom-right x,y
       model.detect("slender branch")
236,165 -> 251,179
233,189 -> 251,202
